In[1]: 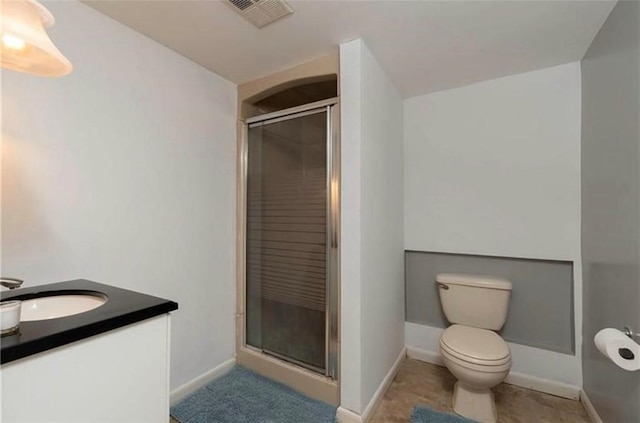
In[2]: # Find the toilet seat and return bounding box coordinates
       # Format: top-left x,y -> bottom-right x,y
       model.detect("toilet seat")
440,324 -> 511,366
441,348 -> 512,374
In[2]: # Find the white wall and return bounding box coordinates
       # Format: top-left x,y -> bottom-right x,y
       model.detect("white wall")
403,62 -> 583,390
339,39 -> 364,413
340,38 -> 405,416
1,0 -> 237,391
404,62 -> 581,261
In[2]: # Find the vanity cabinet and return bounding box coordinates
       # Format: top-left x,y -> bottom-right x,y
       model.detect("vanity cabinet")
0,280 -> 177,423
1,315 -> 170,422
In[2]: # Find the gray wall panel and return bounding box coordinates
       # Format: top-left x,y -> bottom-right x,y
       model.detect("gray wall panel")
581,1 -> 640,422
405,251 -> 574,354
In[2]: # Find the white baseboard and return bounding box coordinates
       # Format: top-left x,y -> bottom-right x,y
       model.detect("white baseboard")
406,322 -> 582,389
336,406 -> 363,423
361,346 -> 407,421
170,357 -> 236,406
504,370 -> 580,400
406,321 -> 583,400
337,346 -> 407,423
580,390 -> 603,423
407,344 -> 580,400
407,345 -> 444,366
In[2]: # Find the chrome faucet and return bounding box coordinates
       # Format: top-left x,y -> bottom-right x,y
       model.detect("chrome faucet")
0,278 -> 24,290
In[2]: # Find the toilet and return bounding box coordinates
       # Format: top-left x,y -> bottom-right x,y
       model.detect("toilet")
436,273 -> 513,423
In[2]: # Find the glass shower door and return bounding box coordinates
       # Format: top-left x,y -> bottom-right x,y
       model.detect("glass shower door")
245,107 -> 332,374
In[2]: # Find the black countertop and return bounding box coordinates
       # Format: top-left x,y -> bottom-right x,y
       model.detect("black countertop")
0,279 -> 178,364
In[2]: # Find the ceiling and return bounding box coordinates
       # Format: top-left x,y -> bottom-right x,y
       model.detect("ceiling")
82,0 -> 616,98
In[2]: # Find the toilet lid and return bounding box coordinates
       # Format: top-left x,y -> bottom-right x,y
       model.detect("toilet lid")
440,325 -> 510,364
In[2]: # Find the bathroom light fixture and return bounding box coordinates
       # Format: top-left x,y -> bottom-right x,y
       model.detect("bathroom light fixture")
1,0 -> 72,76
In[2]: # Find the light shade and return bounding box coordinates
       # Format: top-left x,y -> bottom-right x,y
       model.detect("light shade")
1,0 -> 72,76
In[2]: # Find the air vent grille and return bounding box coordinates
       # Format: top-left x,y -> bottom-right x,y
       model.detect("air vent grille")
227,0 -> 293,28
229,0 -> 253,11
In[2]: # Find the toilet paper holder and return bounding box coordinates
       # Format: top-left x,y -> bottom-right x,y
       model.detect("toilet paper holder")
623,326 -> 638,341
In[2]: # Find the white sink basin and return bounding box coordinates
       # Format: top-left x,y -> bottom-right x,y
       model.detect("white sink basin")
20,294 -> 107,321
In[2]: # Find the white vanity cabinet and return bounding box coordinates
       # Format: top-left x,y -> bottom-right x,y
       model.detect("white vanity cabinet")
1,314 -> 172,422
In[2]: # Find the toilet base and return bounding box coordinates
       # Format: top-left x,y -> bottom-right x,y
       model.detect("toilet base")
452,382 -> 498,423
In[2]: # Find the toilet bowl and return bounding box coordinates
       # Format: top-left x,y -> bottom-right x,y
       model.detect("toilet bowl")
440,324 -> 511,423
435,273 -> 513,423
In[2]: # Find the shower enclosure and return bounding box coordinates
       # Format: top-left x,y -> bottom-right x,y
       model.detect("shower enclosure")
241,97 -> 339,379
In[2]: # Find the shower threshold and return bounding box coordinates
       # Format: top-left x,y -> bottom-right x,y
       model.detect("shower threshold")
237,346 -> 339,406
263,348 -> 326,375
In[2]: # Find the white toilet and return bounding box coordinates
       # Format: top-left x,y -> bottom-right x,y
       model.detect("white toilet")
436,273 -> 513,423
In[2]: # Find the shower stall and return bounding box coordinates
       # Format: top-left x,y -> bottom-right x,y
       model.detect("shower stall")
237,84 -> 340,396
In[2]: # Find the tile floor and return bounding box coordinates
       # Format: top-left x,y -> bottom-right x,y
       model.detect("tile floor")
171,358 -> 590,423
370,359 -> 590,423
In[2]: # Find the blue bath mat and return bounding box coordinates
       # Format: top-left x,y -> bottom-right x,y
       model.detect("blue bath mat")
171,365 -> 337,423
411,405 -> 476,423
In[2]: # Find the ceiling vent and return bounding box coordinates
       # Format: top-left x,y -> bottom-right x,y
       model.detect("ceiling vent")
227,0 -> 293,28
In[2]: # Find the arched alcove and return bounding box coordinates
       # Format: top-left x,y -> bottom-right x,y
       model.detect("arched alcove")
242,74 -> 338,118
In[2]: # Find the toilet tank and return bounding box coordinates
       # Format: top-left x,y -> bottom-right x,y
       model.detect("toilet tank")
436,273 -> 512,331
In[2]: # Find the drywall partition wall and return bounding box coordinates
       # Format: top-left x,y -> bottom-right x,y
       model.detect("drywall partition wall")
358,39 -> 405,415
405,251 -> 574,354
339,39 -> 363,414
340,39 -> 405,416
581,1 -> 640,422
404,62 -> 581,262
1,0 -> 236,392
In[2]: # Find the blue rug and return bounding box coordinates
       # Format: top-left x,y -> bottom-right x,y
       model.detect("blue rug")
171,366 -> 337,423
411,405 -> 476,423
